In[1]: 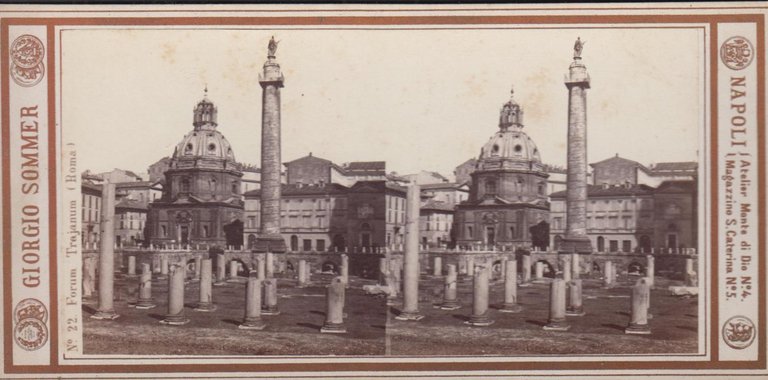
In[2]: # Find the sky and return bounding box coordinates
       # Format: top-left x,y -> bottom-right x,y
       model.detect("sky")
62,27 -> 703,178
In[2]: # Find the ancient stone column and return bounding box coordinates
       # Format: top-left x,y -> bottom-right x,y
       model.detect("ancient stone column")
254,36 -> 287,254
439,264 -> 460,310
392,258 -> 402,294
500,257 -> 508,280
87,257 -> 97,295
562,255 -> 572,282
684,258 -> 696,286
320,277 -> 347,333
646,255 -> 655,288
193,256 -> 202,282
92,179 -> 119,320
521,254 -> 532,287
214,254 -> 226,286
559,38 -> 593,255
297,259 -> 308,288
603,261 -> 614,288
433,256 -> 442,276
396,182 -> 424,321
500,259 -> 522,313
625,278 -> 651,334
261,278 -> 280,315
340,254 -> 349,287
534,261 -> 544,281
228,260 -> 238,281
127,255 -> 137,277
82,258 -> 94,301
135,263 -> 156,309
266,252 -> 274,279
160,255 -> 169,279
239,271 -> 266,330
161,263 -> 189,325
257,258 -> 266,280
304,261 -> 311,284
543,278 -> 570,331
466,256 -> 475,277
566,279 -> 585,316
467,265 -> 494,326
572,253 -> 581,279
195,259 -> 215,311
379,257 -> 388,286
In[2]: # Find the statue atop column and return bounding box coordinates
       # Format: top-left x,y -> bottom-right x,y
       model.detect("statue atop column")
573,37 -> 585,59
267,36 -> 279,58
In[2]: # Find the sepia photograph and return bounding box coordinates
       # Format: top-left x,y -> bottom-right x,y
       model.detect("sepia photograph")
66,27 -> 701,356
1,4 -> 765,379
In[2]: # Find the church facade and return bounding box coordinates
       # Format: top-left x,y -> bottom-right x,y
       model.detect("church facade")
454,89 -> 550,249
147,92 -> 245,248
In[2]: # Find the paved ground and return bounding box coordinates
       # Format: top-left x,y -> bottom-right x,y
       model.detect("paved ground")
83,271 -> 698,356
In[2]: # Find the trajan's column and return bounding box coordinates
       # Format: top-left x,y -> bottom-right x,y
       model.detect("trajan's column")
559,37 -> 593,255
254,36 -> 287,253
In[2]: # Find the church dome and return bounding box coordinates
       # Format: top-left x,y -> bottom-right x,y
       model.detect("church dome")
477,87 -> 542,168
170,89 -> 239,168
173,128 -> 237,162
479,129 -> 541,163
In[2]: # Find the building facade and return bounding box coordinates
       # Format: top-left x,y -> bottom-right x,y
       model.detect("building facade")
552,154 -> 699,253
243,183 -> 348,252
82,181 -> 102,245
346,180 -> 407,250
420,200 -> 454,248
147,92 -> 245,248
455,89 -> 550,249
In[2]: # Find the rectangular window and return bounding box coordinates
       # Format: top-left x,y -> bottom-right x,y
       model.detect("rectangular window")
609,240 -> 619,252
303,239 -> 312,251
609,216 -> 618,228
316,239 -> 326,252
622,240 -> 632,253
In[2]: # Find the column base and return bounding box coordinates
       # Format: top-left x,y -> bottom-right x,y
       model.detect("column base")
194,303 -> 217,312
543,318 -> 571,331
625,323 -> 651,335
160,315 -> 190,326
566,306 -> 586,316
320,322 -> 347,334
239,318 -> 267,330
395,311 -> 425,321
499,303 -> 523,313
436,300 -> 461,310
252,236 -> 287,253
90,310 -> 120,320
466,312 -> 494,327
213,281 -> 228,287
261,305 -> 280,316
519,281 -> 532,288
135,299 -> 156,310
558,236 -> 593,254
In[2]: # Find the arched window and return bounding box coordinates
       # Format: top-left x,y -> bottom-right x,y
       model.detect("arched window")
232,181 -> 239,194
485,180 -> 497,194
537,182 -> 545,195
290,235 -> 299,251
209,177 -> 217,192
597,236 -> 605,252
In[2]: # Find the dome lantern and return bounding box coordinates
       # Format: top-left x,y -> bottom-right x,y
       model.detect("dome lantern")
193,86 -> 218,131
499,86 -> 524,131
